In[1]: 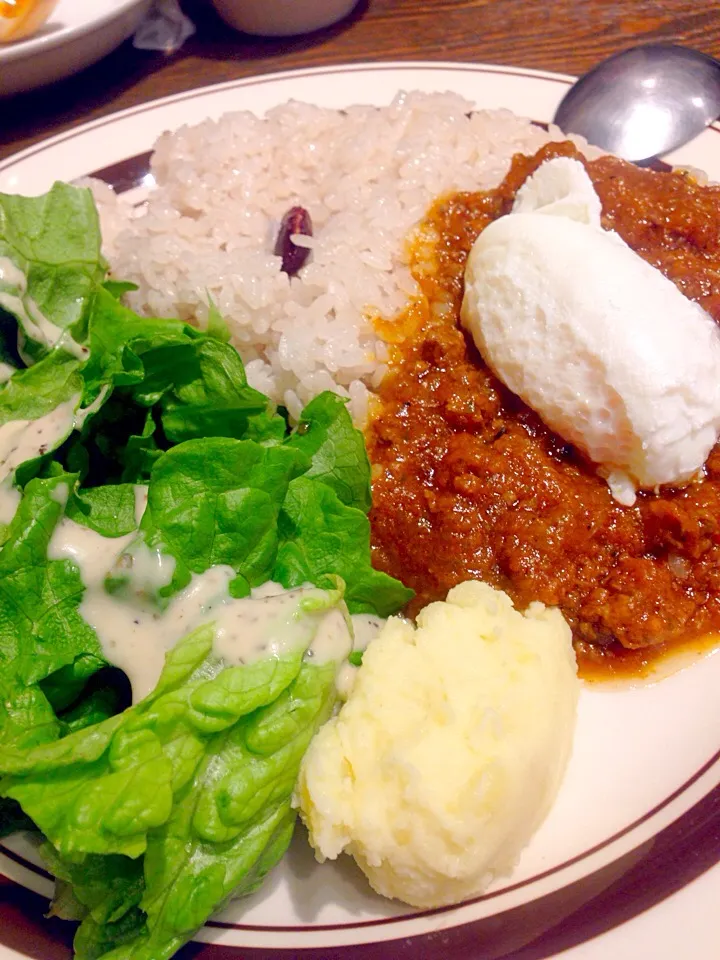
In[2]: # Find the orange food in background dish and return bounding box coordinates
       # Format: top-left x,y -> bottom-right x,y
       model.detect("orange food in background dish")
0,0 -> 58,43
368,141 -> 720,680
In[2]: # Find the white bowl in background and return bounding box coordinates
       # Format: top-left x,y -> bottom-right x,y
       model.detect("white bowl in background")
210,0 -> 360,37
0,0 -> 152,97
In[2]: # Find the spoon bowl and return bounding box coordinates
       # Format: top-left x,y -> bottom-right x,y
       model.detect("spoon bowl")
554,43 -> 720,163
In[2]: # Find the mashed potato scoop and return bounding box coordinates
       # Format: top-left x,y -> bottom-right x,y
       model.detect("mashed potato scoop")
296,581 -> 578,909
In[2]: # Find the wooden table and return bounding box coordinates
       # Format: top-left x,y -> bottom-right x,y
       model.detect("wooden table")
1,0 -> 719,162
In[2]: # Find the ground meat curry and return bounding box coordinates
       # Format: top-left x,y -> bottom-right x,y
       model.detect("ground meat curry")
368,141 -> 720,679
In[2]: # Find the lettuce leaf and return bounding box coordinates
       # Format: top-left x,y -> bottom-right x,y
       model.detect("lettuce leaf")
66,395 -> 160,488
65,484 -> 141,538
2,597 -> 339,960
154,337 -> 281,443
120,659 -> 335,960
1,626 -> 289,856
275,476 -> 414,616
78,291 -> 284,469
0,473 -> 106,750
81,289 -> 193,399
60,679 -> 130,735
138,438 -> 308,595
0,183 -> 413,960
102,280 -> 138,301
118,409 -> 162,484
41,841 -> 145,927
286,392 -> 371,511
0,349 -> 82,425
81,291 -> 279,449
0,183 -> 105,358
0,350 -> 83,487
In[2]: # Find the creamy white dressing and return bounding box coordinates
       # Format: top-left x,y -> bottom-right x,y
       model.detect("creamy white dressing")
0,386 -> 113,488
305,607 -> 353,663
213,585 -> 352,669
80,564 -> 351,702
43,476 -> 354,703
46,511 -> 355,702
0,257 -> 88,361
74,386 -> 110,430
0,395 -> 78,484
114,541 -> 177,596
350,613 -> 384,651
48,517 -> 134,590
0,290 -> 60,353
87,563 -> 241,688
0,482 -> 20,525
25,299 -> 88,361
16,331 -> 31,368
0,257 -> 27,290
0,265 -> 360,705
80,565 -> 231,701
336,662 -> 359,700
334,615 -> 386,700
49,482 -> 69,506
0,362 -> 15,383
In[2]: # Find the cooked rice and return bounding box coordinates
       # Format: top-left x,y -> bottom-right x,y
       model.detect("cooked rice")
90,92 -> 599,423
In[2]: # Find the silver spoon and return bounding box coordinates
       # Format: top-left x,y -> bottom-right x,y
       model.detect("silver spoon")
553,43 -> 720,163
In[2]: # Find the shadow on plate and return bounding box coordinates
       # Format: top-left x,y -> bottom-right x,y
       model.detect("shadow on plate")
0,36 -> 169,138
224,824 -> 406,924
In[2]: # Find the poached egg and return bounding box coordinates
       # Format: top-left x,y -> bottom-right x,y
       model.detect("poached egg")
461,156 -> 720,506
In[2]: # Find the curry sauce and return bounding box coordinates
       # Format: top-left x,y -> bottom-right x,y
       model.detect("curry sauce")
368,142 -> 720,678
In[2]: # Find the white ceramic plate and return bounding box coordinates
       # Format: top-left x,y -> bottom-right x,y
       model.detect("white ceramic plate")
0,0 -> 152,97
0,62 -> 719,960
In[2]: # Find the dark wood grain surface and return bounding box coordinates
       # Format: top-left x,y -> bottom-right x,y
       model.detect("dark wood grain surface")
2,0 -> 719,162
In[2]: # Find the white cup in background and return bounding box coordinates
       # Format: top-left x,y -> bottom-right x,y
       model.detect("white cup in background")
210,0 -> 361,37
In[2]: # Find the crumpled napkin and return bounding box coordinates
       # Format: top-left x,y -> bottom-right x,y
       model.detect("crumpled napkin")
133,0 -> 196,53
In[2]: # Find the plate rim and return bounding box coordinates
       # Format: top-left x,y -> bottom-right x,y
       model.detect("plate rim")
0,57 -> 718,960
0,0 -> 148,66
0,59 -> 576,171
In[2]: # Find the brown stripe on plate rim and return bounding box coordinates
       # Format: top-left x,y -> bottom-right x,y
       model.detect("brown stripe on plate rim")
3,745 -> 719,934
203,745 -> 720,931
2,61 -> 717,184
185,784 -> 720,960
0,878 -> 74,960
0,782 -> 717,960
0,844 -> 54,883
0,61 -> 577,180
